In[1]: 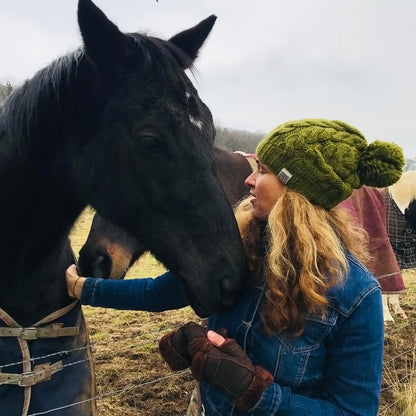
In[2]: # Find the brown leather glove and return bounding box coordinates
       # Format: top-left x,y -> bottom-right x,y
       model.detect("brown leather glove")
189,337 -> 273,410
158,322 -> 207,370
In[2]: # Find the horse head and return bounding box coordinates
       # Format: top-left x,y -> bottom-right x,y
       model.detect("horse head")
74,0 -> 248,315
78,149 -> 253,282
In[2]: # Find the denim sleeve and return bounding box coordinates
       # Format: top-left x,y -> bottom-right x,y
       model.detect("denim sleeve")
80,271 -> 189,311
248,286 -> 384,415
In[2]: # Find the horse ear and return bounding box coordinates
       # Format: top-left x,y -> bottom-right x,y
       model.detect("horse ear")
169,15 -> 217,64
77,0 -> 131,68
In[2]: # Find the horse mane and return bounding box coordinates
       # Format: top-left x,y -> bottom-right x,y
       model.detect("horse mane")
0,51 -> 80,143
137,35 -> 195,77
0,32 -> 195,160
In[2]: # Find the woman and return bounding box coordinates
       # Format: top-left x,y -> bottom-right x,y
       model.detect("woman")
67,119 -> 404,415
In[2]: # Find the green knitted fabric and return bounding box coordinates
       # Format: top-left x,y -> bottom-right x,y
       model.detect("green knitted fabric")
256,119 -> 405,209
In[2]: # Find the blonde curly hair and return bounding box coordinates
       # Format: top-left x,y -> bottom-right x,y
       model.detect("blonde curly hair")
234,187 -> 370,336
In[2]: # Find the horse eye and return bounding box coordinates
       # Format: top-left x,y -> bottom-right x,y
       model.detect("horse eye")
138,135 -> 162,153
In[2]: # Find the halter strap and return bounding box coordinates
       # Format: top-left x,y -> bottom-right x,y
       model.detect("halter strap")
0,361 -> 63,387
0,323 -> 79,340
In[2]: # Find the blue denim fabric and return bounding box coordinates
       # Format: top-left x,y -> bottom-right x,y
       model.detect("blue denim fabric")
81,271 -> 189,311
201,252 -> 384,415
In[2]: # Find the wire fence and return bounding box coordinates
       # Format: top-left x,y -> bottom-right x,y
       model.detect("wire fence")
1,292 -> 415,415
0,320 -> 193,415
378,287 -> 416,416
27,370 -> 190,416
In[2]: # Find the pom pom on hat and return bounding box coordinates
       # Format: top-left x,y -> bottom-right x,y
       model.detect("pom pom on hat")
256,119 -> 405,209
359,140 -> 405,187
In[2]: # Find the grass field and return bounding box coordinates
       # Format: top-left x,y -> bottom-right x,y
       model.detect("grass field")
70,207 -> 416,415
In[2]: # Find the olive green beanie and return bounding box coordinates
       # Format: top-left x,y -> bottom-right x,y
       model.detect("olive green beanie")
256,119 -> 405,209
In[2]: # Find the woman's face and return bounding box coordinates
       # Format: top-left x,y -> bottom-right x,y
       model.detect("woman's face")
245,158 -> 286,220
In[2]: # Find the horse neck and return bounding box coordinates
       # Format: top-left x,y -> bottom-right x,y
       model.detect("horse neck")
0,54 -> 99,322
0,144 -> 86,281
0,153 -> 83,322
0,235 -> 76,326
1,53 -> 98,259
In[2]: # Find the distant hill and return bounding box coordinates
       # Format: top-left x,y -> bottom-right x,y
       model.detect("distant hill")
215,125 -> 264,153
405,159 -> 416,171
2,79 -> 414,170
216,124 -> 416,173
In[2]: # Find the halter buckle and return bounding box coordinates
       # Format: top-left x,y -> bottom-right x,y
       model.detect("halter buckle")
17,371 -> 37,387
19,327 -> 38,340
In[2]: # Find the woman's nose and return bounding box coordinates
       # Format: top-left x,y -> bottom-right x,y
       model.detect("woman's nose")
245,171 -> 256,188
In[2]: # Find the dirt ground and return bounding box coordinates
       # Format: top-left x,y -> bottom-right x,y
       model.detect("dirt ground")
81,269 -> 416,416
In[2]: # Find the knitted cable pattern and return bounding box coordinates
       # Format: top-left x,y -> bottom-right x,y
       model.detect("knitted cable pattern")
256,119 -> 404,209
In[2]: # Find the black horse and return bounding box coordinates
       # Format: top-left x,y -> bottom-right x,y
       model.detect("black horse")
405,199 -> 416,229
79,148 -> 255,279
0,1 -> 248,414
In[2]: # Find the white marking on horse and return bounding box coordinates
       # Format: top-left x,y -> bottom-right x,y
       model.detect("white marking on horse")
189,115 -> 203,130
186,91 -> 204,130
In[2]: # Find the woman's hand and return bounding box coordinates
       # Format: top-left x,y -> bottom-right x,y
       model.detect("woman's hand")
160,325 -> 273,410
65,264 -> 86,299
189,333 -> 273,409
158,322 -> 208,370
207,330 -> 226,346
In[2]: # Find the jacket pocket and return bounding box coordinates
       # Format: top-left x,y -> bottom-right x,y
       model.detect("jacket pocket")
252,310 -> 337,387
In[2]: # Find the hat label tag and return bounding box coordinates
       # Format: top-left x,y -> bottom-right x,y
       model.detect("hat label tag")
277,168 -> 292,184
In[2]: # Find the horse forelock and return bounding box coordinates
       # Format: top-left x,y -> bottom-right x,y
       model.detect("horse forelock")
131,33 -> 195,82
128,33 -> 214,148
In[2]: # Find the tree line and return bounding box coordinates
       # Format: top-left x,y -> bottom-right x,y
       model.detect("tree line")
0,81 -> 414,169
0,81 -> 13,105
0,81 -> 264,152
215,125 -> 264,153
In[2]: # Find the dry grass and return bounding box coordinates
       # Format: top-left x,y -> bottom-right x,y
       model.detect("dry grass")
70,208 -> 416,415
382,360 -> 416,416
380,269 -> 416,416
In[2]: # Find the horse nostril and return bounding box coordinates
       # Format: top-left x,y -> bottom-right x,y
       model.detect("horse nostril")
220,275 -> 234,292
91,254 -> 113,279
218,275 -> 239,309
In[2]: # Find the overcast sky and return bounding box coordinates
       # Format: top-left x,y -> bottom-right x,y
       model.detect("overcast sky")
1,0 -> 415,158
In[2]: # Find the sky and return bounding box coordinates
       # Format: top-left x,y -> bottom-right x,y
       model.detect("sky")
1,0 -> 415,158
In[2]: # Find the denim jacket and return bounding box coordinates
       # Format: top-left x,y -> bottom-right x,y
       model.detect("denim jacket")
81,252 -> 383,415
